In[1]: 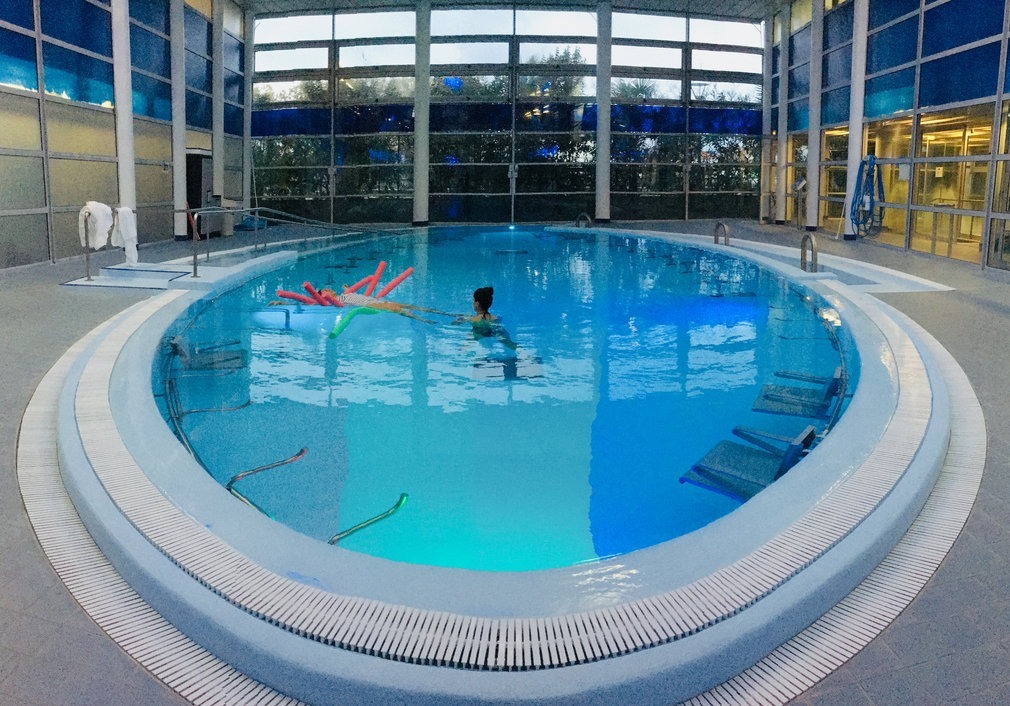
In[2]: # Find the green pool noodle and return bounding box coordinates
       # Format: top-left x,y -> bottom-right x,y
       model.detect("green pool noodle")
328,306 -> 380,338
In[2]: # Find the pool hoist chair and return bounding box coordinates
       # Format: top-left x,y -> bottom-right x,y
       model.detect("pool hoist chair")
679,424 -> 818,502
753,367 -> 843,419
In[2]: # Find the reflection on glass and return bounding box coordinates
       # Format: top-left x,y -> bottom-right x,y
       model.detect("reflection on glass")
866,117 -> 912,159
822,128 -> 848,161
431,75 -> 510,100
431,43 -> 509,65
917,104 -> 994,157
612,45 -> 681,69
613,13 -> 685,41
255,48 -> 328,71
912,162 -> 988,211
515,10 -> 596,36
692,49 -> 761,73
432,9 -> 513,36
254,80 -> 329,105
612,78 -> 681,100
255,15 -> 333,42
520,43 -> 597,65
340,44 -> 415,68
334,12 -> 415,39
690,82 -> 760,103
337,77 -> 415,102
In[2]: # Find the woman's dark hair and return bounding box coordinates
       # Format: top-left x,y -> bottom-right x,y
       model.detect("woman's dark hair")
473,286 -> 494,312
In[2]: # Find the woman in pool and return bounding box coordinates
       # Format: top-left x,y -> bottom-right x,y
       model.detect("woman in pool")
462,286 -> 498,324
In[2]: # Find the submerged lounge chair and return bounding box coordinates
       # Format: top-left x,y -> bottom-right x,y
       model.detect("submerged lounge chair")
753,367 -> 843,419
679,424 -> 818,501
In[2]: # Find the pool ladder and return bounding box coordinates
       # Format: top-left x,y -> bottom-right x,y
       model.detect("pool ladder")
226,448 -> 307,517
800,232 -> 818,272
575,212 -> 593,228
713,221 -> 730,244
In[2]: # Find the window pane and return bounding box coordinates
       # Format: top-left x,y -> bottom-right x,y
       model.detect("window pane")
224,104 -> 243,135
334,135 -> 412,165
432,10 -> 513,36
821,85 -> 850,125
431,104 -> 512,132
612,78 -> 681,100
823,46 -> 851,88
864,67 -> 914,118
430,134 -> 511,163
919,43 -> 1000,109
612,134 -> 685,163
515,10 -> 596,36
789,25 -> 811,66
612,45 -> 681,70
0,91 -> 41,150
516,102 -> 596,132
334,166 -> 412,194
787,99 -> 809,131
334,105 -> 414,134
224,69 -> 243,104
431,42 -> 509,65
430,164 -> 508,193
431,76 -> 510,100
254,136 -> 331,167
257,48 -> 328,71
184,6 -> 211,56
866,17 -> 916,75
0,0 -> 34,30
612,104 -> 686,133
41,0 -> 112,57
692,82 -> 761,103
788,64 -> 810,98
0,155 -> 45,209
185,51 -> 212,93
917,104 -> 994,157
520,43 -> 596,65
43,44 -> 115,107
690,107 -> 762,134
132,25 -> 171,79
255,15 -> 332,43
612,163 -> 683,191
186,90 -> 211,129
132,72 -> 172,121
515,133 -> 595,162
869,0 -> 918,30
338,77 -> 415,102
340,44 -> 414,68
0,27 -> 38,92
690,19 -> 762,48
254,80 -> 329,105
334,12 -> 415,40
692,50 -> 761,73
922,0 -> 1003,59
823,2 -> 853,49
130,0 -> 169,34
257,167 -> 329,196
223,32 -> 244,74
519,75 -> 597,100
613,13 -> 685,41
866,116 -> 912,157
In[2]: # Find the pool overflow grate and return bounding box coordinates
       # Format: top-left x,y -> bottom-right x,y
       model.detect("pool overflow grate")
16,301 -> 302,706
57,287 -> 942,674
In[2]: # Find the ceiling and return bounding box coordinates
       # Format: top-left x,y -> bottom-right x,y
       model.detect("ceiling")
241,0 -> 779,22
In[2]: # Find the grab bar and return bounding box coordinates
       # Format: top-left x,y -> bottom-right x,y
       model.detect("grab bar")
575,212 -> 593,228
225,448 -> 307,518
329,493 -> 409,544
714,221 -> 730,245
800,232 -> 818,272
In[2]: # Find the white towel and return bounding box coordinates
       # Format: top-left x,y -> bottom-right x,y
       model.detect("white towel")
112,207 -> 139,265
78,201 -> 114,250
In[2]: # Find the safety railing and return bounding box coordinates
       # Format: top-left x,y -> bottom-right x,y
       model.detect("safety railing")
575,212 -> 593,228
225,448 -> 308,517
329,493 -> 409,544
800,232 -> 818,272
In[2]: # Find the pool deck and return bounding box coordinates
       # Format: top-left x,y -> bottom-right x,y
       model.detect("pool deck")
2,221 -> 1009,705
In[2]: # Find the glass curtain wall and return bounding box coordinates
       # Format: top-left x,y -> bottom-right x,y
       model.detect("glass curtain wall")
251,5 -> 763,224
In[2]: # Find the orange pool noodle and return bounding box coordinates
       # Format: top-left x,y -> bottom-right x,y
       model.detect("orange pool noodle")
302,281 -> 330,305
364,261 -> 387,296
276,289 -> 316,305
344,275 -> 373,294
375,267 -> 413,298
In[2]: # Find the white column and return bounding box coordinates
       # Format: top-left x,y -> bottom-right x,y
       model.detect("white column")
412,0 -> 431,226
595,0 -> 612,223
775,6 -> 790,224
243,9 -> 254,210
111,0 -> 136,209
760,18 -> 774,222
170,0 -> 187,238
212,0 -> 225,198
805,0 -> 824,230
843,0 -> 869,239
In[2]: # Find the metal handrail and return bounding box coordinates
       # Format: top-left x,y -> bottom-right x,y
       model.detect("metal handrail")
575,212 -> 593,228
225,448 -> 308,518
714,221 -> 730,244
800,232 -> 818,272
329,493 -> 409,544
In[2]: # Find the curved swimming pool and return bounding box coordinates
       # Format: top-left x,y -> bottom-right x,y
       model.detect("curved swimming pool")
160,227 -> 855,572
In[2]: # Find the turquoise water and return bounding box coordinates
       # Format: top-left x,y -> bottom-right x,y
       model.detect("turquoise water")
161,227 -> 853,572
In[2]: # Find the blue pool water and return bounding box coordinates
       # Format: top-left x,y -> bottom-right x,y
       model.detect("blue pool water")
160,227 -> 854,572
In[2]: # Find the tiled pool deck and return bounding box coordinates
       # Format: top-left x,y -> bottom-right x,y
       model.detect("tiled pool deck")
3,221 -> 1009,705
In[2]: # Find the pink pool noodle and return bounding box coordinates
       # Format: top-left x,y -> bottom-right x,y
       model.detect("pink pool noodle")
320,290 -> 343,307
276,289 -> 317,305
364,261 -> 387,296
302,282 -> 330,306
343,274 -> 373,294
375,267 -> 413,298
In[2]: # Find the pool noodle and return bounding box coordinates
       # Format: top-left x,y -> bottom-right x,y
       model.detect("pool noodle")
276,289 -> 317,305
343,275 -> 373,294
364,261 -> 387,296
320,290 -> 343,307
328,305 -> 380,338
302,281 -> 330,306
374,267 -> 413,298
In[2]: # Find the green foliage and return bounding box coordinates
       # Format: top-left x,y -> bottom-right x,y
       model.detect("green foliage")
521,47 -> 587,98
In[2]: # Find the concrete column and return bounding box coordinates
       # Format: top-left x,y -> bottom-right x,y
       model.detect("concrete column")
595,0 -> 612,223
412,0 -> 431,226
805,0 -> 825,230
843,0 -> 869,239
111,0 -> 136,209
760,18 -> 774,222
243,9 -> 254,210
170,0 -> 188,238
775,6 -> 790,224
212,0 -> 225,197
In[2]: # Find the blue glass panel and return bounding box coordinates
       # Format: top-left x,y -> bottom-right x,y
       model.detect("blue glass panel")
771,75 -> 780,103
516,103 -> 596,132
43,43 -> 114,105
41,0 -> 112,57
334,105 -> 414,134
787,98 -> 809,131
185,51 -> 211,93
130,0 -> 169,34
184,6 -> 211,57
431,103 -> 511,132
789,25 -> 811,66
131,24 -> 170,79
923,0 -> 1004,59
223,32 -> 243,74
224,103 -> 243,135
864,67 -> 914,118
821,85 -> 850,125
823,46 -> 851,88
919,42 -> 1000,108
866,17 -> 916,75
771,106 -> 779,131
689,107 -> 762,135
823,2 -> 853,50
772,45 -> 780,71
224,69 -> 243,104
185,89 -> 211,130
788,63 -> 810,99
0,26 -> 37,91
252,107 -> 331,137
868,0 -> 918,30
611,104 -> 686,133
132,71 -> 171,121
0,0 -> 34,30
